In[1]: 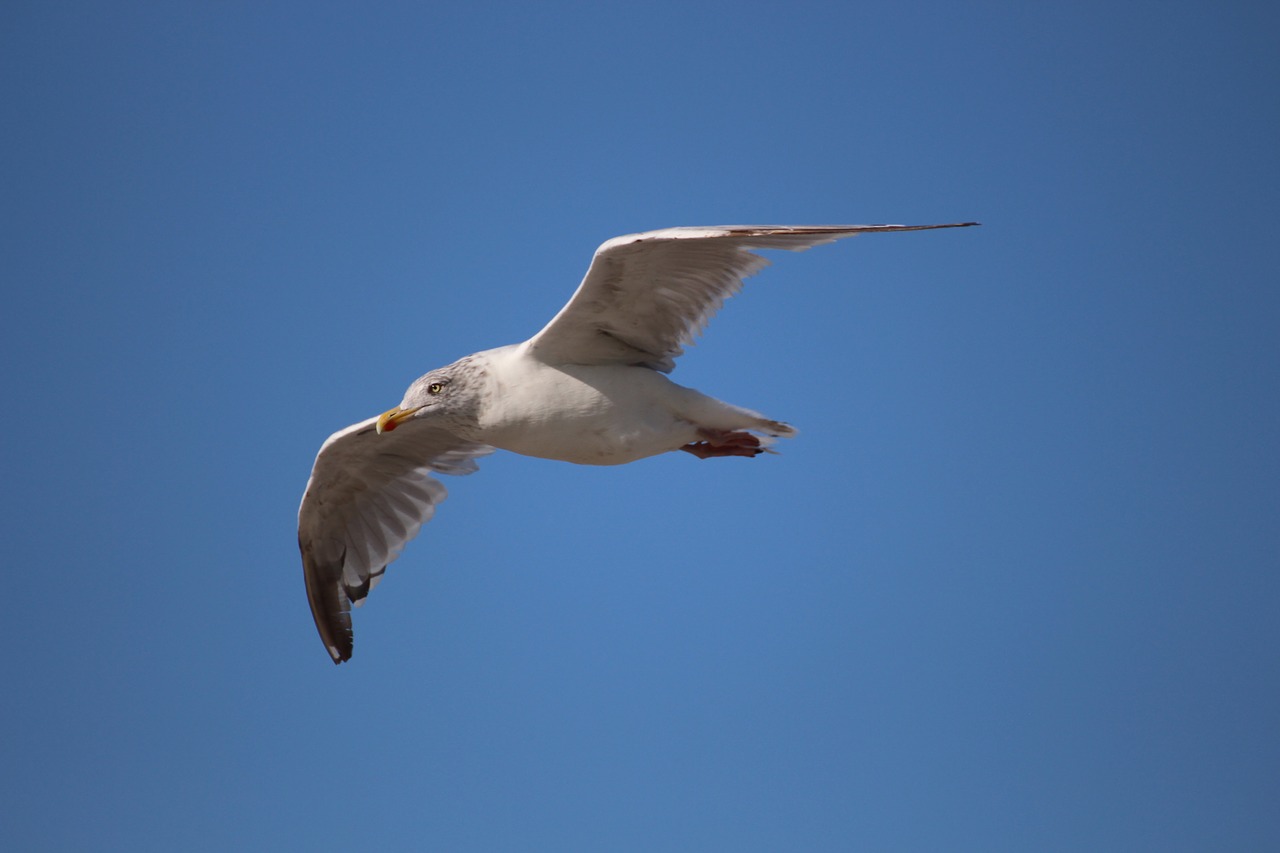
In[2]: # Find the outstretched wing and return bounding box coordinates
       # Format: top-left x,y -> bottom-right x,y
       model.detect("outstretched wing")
523,223 -> 977,372
297,416 -> 493,664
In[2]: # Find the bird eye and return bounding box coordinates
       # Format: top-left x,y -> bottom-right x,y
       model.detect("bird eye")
427,382 -> 443,395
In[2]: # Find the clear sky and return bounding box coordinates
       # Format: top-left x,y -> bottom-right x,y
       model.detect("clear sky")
3,2 -> 1278,850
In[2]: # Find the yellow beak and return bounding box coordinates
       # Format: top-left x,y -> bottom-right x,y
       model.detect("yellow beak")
376,406 -> 421,434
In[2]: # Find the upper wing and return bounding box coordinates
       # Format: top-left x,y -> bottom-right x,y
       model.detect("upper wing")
523,223 -> 978,372
297,416 -> 493,664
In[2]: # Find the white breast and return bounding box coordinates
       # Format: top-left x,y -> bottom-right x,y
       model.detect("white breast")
471,346 -> 701,465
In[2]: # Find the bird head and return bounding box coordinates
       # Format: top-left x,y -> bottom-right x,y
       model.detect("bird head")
376,359 -> 483,434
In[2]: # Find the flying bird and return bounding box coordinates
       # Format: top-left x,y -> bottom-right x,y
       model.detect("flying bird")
298,222 -> 977,663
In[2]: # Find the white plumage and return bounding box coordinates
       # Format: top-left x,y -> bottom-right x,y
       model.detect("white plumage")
298,222 -> 977,663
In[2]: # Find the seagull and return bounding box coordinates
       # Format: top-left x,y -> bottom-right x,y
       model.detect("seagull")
298,222 -> 977,663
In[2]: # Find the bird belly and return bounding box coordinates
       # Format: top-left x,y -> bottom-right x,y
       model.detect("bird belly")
475,363 -> 699,465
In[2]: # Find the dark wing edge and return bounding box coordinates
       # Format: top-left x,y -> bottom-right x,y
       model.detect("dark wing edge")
297,418 -> 493,664
302,538 -> 353,664
523,223 -> 978,372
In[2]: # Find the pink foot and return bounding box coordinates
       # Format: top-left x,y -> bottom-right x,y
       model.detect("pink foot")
680,429 -> 766,459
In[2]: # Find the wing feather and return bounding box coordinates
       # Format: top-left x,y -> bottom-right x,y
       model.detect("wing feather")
524,223 -> 978,372
297,416 -> 493,663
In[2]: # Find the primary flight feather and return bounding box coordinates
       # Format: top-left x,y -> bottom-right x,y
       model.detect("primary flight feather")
298,222 -> 977,663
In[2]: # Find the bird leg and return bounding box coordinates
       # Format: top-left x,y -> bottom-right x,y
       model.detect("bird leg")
680,429 -> 767,459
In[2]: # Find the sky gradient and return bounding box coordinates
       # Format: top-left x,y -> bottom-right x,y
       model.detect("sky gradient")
3,3 -> 1278,850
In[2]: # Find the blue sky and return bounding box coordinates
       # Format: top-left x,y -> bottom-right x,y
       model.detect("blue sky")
3,2 -> 1278,850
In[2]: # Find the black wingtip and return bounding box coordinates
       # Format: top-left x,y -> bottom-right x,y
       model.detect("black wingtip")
841,222 -> 981,233
301,540 -> 354,665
